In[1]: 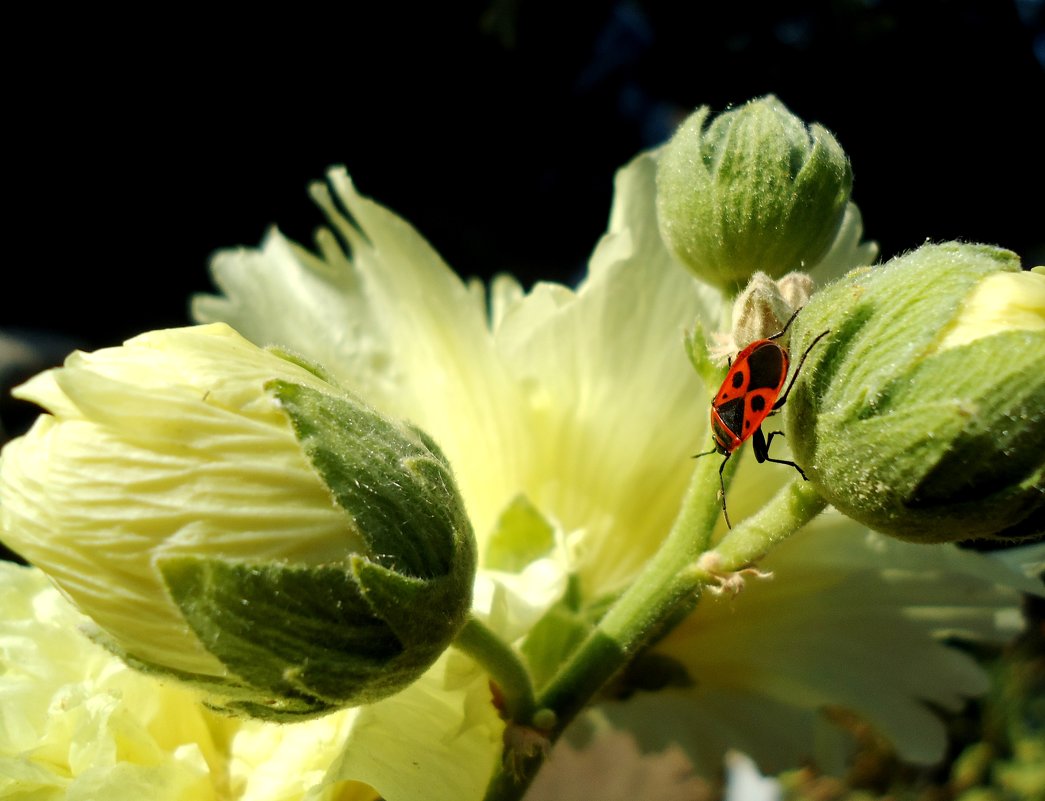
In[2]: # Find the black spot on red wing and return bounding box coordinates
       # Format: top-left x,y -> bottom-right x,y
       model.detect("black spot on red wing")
717,362 -> 750,402
744,389 -> 777,434
745,343 -> 787,393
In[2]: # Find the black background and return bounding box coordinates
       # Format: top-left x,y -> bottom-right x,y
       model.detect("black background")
1,2 -> 1043,556
3,1 -> 1043,367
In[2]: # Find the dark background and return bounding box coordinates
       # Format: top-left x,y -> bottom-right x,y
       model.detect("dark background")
3,0 -> 1044,436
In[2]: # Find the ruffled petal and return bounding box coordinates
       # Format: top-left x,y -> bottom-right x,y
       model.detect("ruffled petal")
599,514 -> 1039,773
0,563 -> 234,800
195,172 -> 530,544
495,152 -> 720,594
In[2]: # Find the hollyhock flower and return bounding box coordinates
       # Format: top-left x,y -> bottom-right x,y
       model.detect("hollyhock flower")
1,138 -> 1038,801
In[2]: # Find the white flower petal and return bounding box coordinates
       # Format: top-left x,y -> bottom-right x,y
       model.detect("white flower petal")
600,513 -> 1038,772
0,563 -> 234,800
474,560 -> 571,643
496,153 -> 720,594
195,173 -> 530,544
808,202 -> 878,285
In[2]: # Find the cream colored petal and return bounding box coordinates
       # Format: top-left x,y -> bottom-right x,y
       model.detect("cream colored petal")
473,559 -> 571,643
251,653 -> 502,801
495,153 -> 721,594
807,202 -> 878,286
0,563 -> 233,800
195,175 -> 530,544
1,373 -> 356,675
660,517 -> 1028,768
331,665 -> 500,801
605,514 -> 1035,772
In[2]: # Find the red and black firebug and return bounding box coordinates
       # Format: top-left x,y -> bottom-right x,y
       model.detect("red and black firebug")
695,308 -> 829,528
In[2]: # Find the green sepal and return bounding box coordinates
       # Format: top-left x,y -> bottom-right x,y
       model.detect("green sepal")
520,601 -> 592,691
684,322 -> 724,390
349,552 -> 473,673
80,623 -> 316,717
265,345 -> 341,384
268,379 -> 475,581
485,495 -> 556,572
158,555 -> 415,719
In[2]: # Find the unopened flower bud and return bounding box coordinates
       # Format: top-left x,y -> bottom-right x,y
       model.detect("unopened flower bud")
0,324 -> 477,720
656,95 -> 853,292
785,244 -> 1045,543
711,271 -> 816,363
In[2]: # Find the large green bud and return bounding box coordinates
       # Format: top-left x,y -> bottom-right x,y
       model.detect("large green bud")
656,95 -> 853,292
0,323 -> 476,720
785,244 -> 1045,543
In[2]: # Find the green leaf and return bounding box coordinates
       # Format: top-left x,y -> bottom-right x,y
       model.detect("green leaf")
520,601 -> 592,690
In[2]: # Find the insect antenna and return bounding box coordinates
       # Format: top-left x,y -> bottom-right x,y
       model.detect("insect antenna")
773,329 -> 830,411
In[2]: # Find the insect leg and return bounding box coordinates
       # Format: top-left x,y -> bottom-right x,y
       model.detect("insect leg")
752,428 -> 808,480
693,444 -> 731,527
718,452 -> 732,529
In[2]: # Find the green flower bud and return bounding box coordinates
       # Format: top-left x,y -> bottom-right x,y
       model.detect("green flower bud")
656,95 -> 853,292
784,244 -> 1045,543
0,323 -> 476,720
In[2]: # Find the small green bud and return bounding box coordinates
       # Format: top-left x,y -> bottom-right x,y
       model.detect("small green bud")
0,324 -> 476,720
785,244 -> 1045,543
656,95 -> 853,292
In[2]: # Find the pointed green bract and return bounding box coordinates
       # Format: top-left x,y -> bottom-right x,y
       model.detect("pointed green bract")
485,495 -> 556,572
268,379 -> 475,582
158,553 -> 473,721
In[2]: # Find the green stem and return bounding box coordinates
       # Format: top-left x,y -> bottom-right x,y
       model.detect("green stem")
697,478 -> 828,574
453,614 -> 538,725
536,457 -> 724,722
482,449 -> 726,801
483,466 -> 828,801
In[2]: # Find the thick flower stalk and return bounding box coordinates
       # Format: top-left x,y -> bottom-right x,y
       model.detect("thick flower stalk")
0,324 -> 477,721
783,244 -> 1045,542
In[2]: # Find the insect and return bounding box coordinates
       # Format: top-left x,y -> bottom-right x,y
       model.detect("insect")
695,308 -> 829,528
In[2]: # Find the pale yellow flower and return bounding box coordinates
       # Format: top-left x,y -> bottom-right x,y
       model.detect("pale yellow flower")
1,325 -> 352,678
190,151 -> 1037,792
1,142 -> 1035,801
937,266 -> 1045,351
0,560 -> 506,801
0,561 -> 235,800
0,324 -> 478,721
